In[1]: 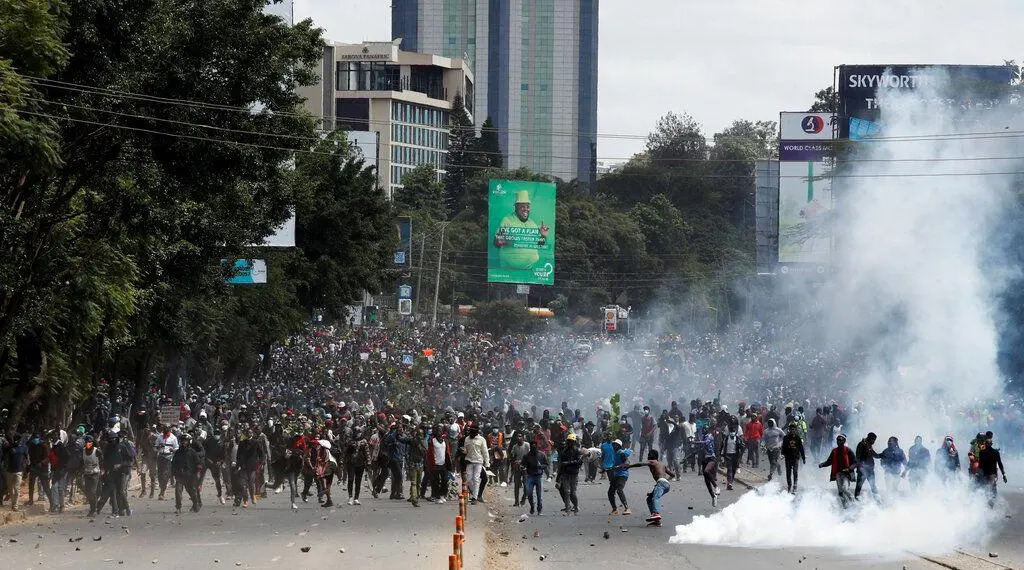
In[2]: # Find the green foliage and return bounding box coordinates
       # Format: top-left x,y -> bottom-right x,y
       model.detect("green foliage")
292,133 -> 397,319
444,92 -> 477,215
394,164 -> 446,222
609,393 -> 621,436
474,116 -> 503,168
470,300 -> 533,337
809,86 -> 838,113
0,0 -> 395,426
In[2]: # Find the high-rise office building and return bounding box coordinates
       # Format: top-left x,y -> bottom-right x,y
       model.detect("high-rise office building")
393,0 -> 598,188
297,41 -> 474,198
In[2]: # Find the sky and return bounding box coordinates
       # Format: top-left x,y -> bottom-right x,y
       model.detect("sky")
293,0 -> 1023,162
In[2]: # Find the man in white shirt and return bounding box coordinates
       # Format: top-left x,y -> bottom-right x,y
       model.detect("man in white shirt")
681,414 -> 697,473
463,426 -> 490,504
154,427 -> 179,500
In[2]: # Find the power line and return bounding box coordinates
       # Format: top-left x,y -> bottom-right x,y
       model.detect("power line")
24,76 -> 649,140
28,75 -> 1024,147
18,109 -> 1024,180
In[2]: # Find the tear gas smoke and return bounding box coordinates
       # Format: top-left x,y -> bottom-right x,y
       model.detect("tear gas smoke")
670,480 -> 1002,556
670,70 -> 1023,555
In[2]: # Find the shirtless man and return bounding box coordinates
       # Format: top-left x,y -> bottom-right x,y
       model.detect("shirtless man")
613,449 -> 676,526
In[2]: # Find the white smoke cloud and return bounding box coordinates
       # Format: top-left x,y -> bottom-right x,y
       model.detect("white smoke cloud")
670,70 -> 1023,555
670,480 -> 1002,556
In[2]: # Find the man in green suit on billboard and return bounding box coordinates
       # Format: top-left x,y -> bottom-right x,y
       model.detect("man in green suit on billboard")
493,189 -> 549,270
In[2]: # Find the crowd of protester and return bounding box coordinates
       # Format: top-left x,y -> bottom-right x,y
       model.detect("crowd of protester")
0,322 -> 1020,523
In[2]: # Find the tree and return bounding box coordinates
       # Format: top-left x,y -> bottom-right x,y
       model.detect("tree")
444,93 -> 477,215
474,116 -> 503,168
0,0 -> 327,425
394,164 -> 446,222
646,112 -> 708,163
809,86 -> 838,113
470,300 -> 533,336
713,119 -> 778,160
292,133 -> 397,319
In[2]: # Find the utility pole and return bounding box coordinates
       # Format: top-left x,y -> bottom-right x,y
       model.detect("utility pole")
431,221 -> 450,327
414,233 -> 427,315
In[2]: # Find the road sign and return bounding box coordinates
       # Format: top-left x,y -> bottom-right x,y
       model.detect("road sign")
516,284 -> 530,295
398,284 -> 413,299
398,298 -> 413,315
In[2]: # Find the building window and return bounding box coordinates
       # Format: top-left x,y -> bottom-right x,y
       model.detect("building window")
521,83 -> 529,90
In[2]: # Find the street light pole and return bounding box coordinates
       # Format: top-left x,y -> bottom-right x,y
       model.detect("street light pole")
431,221 -> 450,327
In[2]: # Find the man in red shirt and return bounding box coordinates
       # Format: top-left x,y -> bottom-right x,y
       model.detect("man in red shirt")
819,434 -> 856,508
743,414 -> 763,468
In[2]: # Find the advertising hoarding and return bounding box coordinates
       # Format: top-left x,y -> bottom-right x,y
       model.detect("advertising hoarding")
394,216 -> 412,268
227,259 -> 268,284
778,112 -> 835,265
836,64 -> 1013,139
487,180 -> 556,285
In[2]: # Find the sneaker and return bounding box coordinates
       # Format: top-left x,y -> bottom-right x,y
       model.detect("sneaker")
347,498 -> 354,506
321,500 -> 333,508
500,482 -> 507,488
536,511 -> 544,516
714,487 -> 721,496
291,503 -> 298,510
353,499 -> 361,506
219,496 -> 225,505
275,488 -> 282,494
645,514 -> 662,522
477,498 -> 487,504
647,520 -> 663,527
711,495 -> 718,507
622,508 -> 632,515
435,498 -> 444,505
469,498 -> 476,505
242,500 -> 249,508
609,509 -> 619,515
727,484 -> 734,491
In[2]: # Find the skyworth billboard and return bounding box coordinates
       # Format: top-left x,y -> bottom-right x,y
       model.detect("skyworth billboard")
836,64 -> 1013,139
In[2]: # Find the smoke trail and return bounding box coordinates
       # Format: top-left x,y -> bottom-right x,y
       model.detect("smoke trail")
670,70 -> 1023,555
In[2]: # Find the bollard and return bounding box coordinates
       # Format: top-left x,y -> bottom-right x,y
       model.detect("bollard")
449,554 -> 458,570
455,515 -> 464,533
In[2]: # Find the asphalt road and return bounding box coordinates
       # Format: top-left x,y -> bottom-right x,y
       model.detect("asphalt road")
483,458 -> 1024,570
0,479 -> 480,570
1,460 -> 1019,570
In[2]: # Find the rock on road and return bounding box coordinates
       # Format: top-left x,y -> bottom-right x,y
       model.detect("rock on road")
0,483 -> 480,570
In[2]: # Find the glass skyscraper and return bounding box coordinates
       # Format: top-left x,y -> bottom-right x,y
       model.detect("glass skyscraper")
393,0 -> 598,188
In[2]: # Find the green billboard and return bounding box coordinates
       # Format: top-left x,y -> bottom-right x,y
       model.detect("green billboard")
487,180 -> 556,285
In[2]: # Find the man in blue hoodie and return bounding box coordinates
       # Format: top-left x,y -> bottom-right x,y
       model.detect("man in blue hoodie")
603,439 -> 632,515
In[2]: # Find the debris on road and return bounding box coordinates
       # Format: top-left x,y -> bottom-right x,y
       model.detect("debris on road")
300,546 -> 311,553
